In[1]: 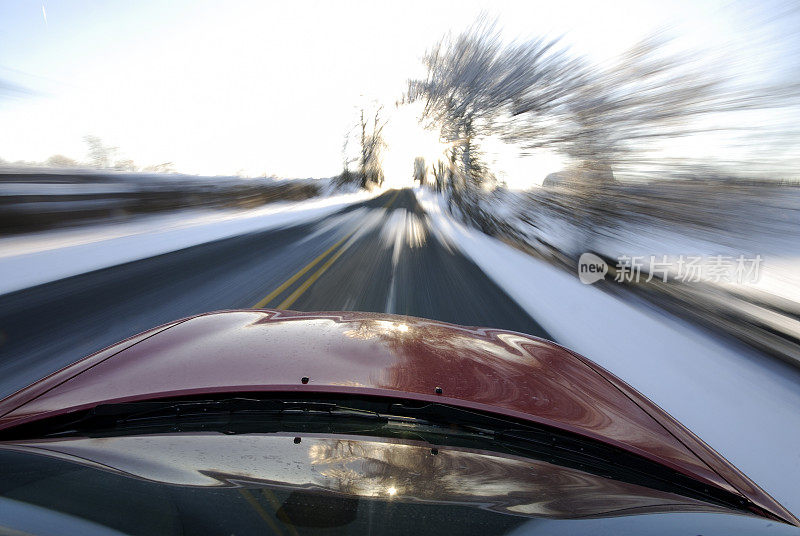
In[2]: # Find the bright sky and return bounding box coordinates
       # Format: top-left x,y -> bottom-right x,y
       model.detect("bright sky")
0,0 -> 795,188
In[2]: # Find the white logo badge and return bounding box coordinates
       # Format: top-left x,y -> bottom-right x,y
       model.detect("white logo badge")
578,253 -> 608,284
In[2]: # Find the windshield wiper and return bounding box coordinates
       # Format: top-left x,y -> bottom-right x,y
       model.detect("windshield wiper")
32,397 -> 431,438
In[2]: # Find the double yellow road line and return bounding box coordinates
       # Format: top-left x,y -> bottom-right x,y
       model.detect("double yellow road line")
251,189 -> 401,310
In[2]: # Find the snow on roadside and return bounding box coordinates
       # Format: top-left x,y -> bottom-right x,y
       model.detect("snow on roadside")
415,186 -> 800,516
0,189 -> 378,296
486,187 -> 800,311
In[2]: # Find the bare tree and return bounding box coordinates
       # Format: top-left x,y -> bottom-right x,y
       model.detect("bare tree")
83,135 -> 118,168
502,35 -> 791,173
114,159 -> 137,172
45,154 -> 79,168
409,20 -> 800,192
432,160 -> 446,192
341,127 -> 357,174
406,19 -> 581,192
413,157 -> 427,185
142,162 -> 175,173
358,106 -> 387,188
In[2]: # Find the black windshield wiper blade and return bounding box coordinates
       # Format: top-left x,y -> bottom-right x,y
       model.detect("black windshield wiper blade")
42,398 -> 408,437
96,398 -> 327,421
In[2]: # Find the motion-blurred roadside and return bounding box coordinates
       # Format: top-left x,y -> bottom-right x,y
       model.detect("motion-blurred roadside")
403,9 -> 800,367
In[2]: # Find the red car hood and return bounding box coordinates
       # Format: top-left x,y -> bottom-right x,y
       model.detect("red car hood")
0,309 -> 795,524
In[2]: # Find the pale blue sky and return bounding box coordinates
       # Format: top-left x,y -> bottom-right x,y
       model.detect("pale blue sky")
0,0 -> 795,185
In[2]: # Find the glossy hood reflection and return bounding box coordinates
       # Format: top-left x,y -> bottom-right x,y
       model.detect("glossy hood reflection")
0,433 -> 733,520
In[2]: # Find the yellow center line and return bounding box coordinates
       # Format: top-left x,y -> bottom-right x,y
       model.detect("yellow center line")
252,188 -> 401,310
384,189 -> 401,208
251,231 -> 354,308
238,489 -> 285,536
261,489 -> 300,536
277,234 -> 355,309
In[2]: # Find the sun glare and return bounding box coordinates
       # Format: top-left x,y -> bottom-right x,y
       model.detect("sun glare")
381,103 -> 451,189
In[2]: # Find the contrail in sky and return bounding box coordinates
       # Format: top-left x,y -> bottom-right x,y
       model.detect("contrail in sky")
42,4 -> 47,25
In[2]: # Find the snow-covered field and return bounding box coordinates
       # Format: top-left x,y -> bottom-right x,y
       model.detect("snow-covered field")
416,186 -> 800,517
485,185 -> 800,307
0,189 -> 378,296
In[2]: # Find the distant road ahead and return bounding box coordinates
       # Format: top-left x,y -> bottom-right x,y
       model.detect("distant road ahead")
0,188 -> 550,396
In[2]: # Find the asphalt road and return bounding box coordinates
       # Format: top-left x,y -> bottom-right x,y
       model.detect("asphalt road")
0,188 -> 550,397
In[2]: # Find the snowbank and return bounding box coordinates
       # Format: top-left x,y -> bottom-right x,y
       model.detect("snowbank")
0,190 -> 377,295
476,185 -> 800,312
415,186 -> 800,517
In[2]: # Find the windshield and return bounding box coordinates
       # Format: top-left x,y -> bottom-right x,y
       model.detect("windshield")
0,428 -> 775,536
1,1 -> 799,533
